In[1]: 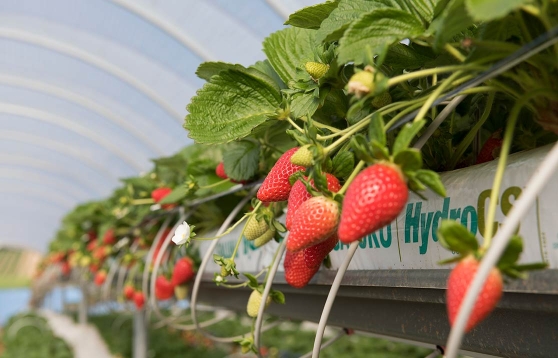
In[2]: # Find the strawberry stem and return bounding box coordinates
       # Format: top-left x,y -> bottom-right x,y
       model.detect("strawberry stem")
286,116 -> 304,134
199,179 -> 231,190
481,88 -> 558,250
444,43 -> 467,62
338,161 -> 366,196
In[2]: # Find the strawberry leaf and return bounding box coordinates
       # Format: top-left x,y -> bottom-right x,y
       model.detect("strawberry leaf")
393,120 -> 426,156
285,1 -> 340,30
438,255 -> 466,265
465,0 -> 530,22
368,112 -> 386,146
338,9 -> 425,65
370,139 -> 390,161
270,289 -> 286,304
185,69 -> 281,144
497,235 -> 523,269
437,220 -> 478,254
223,140 -> 260,181
158,186 -> 188,205
415,169 -> 446,197
511,262 -> 548,272
351,135 -> 375,162
195,62 -> 245,81
263,27 -> 316,84
332,151 -> 355,179
428,0 -> 475,50
243,273 -> 259,288
394,148 -> 422,172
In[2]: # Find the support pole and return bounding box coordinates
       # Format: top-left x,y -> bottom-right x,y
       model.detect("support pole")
78,286 -> 88,325
133,310 -> 148,358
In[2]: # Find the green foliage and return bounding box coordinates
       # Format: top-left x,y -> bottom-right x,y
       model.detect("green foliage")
222,140 -> 260,181
286,1 -> 340,29
465,0 -> 530,21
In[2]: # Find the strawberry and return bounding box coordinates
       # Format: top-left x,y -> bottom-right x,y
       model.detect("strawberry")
305,61 -> 329,80
94,271 -> 107,286
371,92 -> 392,109
476,132 -> 503,164
254,229 -> 275,248
171,257 -> 195,286
174,285 -> 189,300
93,246 -> 110,261
215,162 -> 228,179
290,145 -> 313,167
338,163 -> 408,244
304,234 -> 339,268
86,239 -> 98,252
151,187 -> 176,209
257,147 -> 304,202
103,228 -> 116,245
246,290 -> 272,317
87,230 -> 97,242
244,216 -> 269,241
155,275 -> 175,300
287,196 -> 339,252
133,291 -> 145,309
447,256 -> 503,332
61,261 -> 71,276
284,250 -> 319,288
286,174 -> 341,230
123,284 -> 135,301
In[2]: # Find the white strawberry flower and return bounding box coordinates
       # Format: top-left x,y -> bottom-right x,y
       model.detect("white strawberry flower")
172,221 -> 191,245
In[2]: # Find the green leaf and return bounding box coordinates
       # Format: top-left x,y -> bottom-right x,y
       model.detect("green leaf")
243,273 -> 259,288
195,62 -> 245,81
437,220 -> 478,254
415,169 -> 446,197
438,254 -> 466,265
497,235 -> 523,269
512,262 -> 548,271
332,151 -> 355,179
351,135 -> 374,162
370,139 -> 390,160
158,186 -> 188,204
290,92 -> 321,119
393,120 -> 426,155
285,1 -> 340,29
384,43 -> 436,70
338,9 -> 425,65
368,112 -> 386,146
270,289 -> 286,304
185,69 -> 281,144
428,0 -> 475,50
478,14 -> 522,42
394,148 -> 422,172
263,27 -> 316,84
465,0 -> 529,22
250,60 -> 287,89
222,140 -> 260,181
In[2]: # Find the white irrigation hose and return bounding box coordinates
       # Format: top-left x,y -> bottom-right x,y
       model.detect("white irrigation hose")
149,212 -> 189,320
299,329 -> 345,358
141,216 -> 172,301
444,141 -> 558,358
190,188 -> 257,341
254,237 -> 286,353
311,241 -> 359,358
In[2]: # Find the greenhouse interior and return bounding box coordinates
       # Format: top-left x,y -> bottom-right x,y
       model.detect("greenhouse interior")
0,0 -> 557,357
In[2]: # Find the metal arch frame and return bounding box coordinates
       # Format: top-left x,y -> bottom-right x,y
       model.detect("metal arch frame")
106,0 -> 215,61
0,154 -> 110,196
0,169 -> 92,200
0,186 -> 74,209
0,74 -> 167,156
0,28 -> 183,123
264,0 -> 291,20
0,129 -> 118,181
0,102 -> 143,172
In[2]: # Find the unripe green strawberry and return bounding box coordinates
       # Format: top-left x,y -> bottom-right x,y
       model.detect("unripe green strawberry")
245,216 -> 269,241
305,61 -> 329,80
290,145 -> 313,167
447,256 -> 503,332
174,285 -> 189,300
254,229 -> 275,248
246,290 -> 271,317
371,92 -> 392,109
347,71 -> 374,98
220,266 -> 229,277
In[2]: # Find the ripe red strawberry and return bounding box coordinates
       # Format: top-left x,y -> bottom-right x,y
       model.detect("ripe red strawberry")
93,246 -> 110,261
338,163 -> 408,244
103,228 -> 116,245
257,147 -> 304,202
87,230 -> 97,242
287,196 -> 339,252
61,261 -> 71,276
216,162 -> 228,179
133,291 -> 145,309
94,271 -> 107,286
123,284 -> 135,301
171,257 -> 195,286
155,275 -> 175,300
86,239 -> 98,252
476,132 -> 503,164
284,250 -> 320,288
304,234 -> 339,268
151,187 -> 176,209
89,263 -> 99,274
447,256 -> 503,332
286,174 -> 341,230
